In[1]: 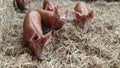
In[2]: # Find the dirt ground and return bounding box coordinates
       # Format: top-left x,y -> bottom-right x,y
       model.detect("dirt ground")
0,0 -> 120,68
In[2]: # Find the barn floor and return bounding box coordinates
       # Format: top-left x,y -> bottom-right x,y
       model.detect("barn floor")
0,0 -> 120,68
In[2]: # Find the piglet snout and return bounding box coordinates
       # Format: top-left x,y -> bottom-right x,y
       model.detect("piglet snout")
38,52 -> 45,60
60,17 -> 66,23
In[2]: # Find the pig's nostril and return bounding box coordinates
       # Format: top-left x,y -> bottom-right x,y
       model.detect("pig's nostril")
61,18 -> 65,21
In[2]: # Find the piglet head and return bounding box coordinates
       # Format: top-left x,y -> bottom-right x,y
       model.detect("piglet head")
22,0 -> 31,9
29,31 -> 52,60
74,10 -> 94,33
52,6 -> 69,30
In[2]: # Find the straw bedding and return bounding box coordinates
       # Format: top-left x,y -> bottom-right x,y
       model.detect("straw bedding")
0,0 -> 120,68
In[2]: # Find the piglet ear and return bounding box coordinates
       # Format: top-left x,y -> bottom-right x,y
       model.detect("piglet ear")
64,9 -> 69,17
45,4 -> 50,10
88,10 -> 94,19
53,5 -> 59,15
55,5 -> 59,9
74,11 -> 82,20
43,31 -> 52,42
30,33 -> 39,42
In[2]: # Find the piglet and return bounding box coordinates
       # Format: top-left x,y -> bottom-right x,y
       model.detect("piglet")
43,0 -> 55,11
23,11 -> 52,60
74,2 -> 94,33
13,0 -> 31,11
37,6 -> 69,31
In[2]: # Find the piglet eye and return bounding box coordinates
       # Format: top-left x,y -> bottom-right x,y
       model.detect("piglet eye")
57,15 -> 60,18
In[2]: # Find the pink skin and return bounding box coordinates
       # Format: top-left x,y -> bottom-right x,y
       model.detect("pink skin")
29,32 -> 51,60
74,10 -> 94,33
23,11 -> 52,60
37,6 -> 69,30
14,0 -> 31,11
45,4 -> 54,11
45,3 -> 54,11
22,0 -> 31,10
43,0 -> 55,11
52,6 -> 69,30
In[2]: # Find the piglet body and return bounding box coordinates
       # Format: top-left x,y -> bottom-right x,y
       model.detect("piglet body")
43,0 -> 54,11
23,11 -> 51,60
37,6 -> 69,30
74,2 -> 94,33
13,0 -> 31,11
